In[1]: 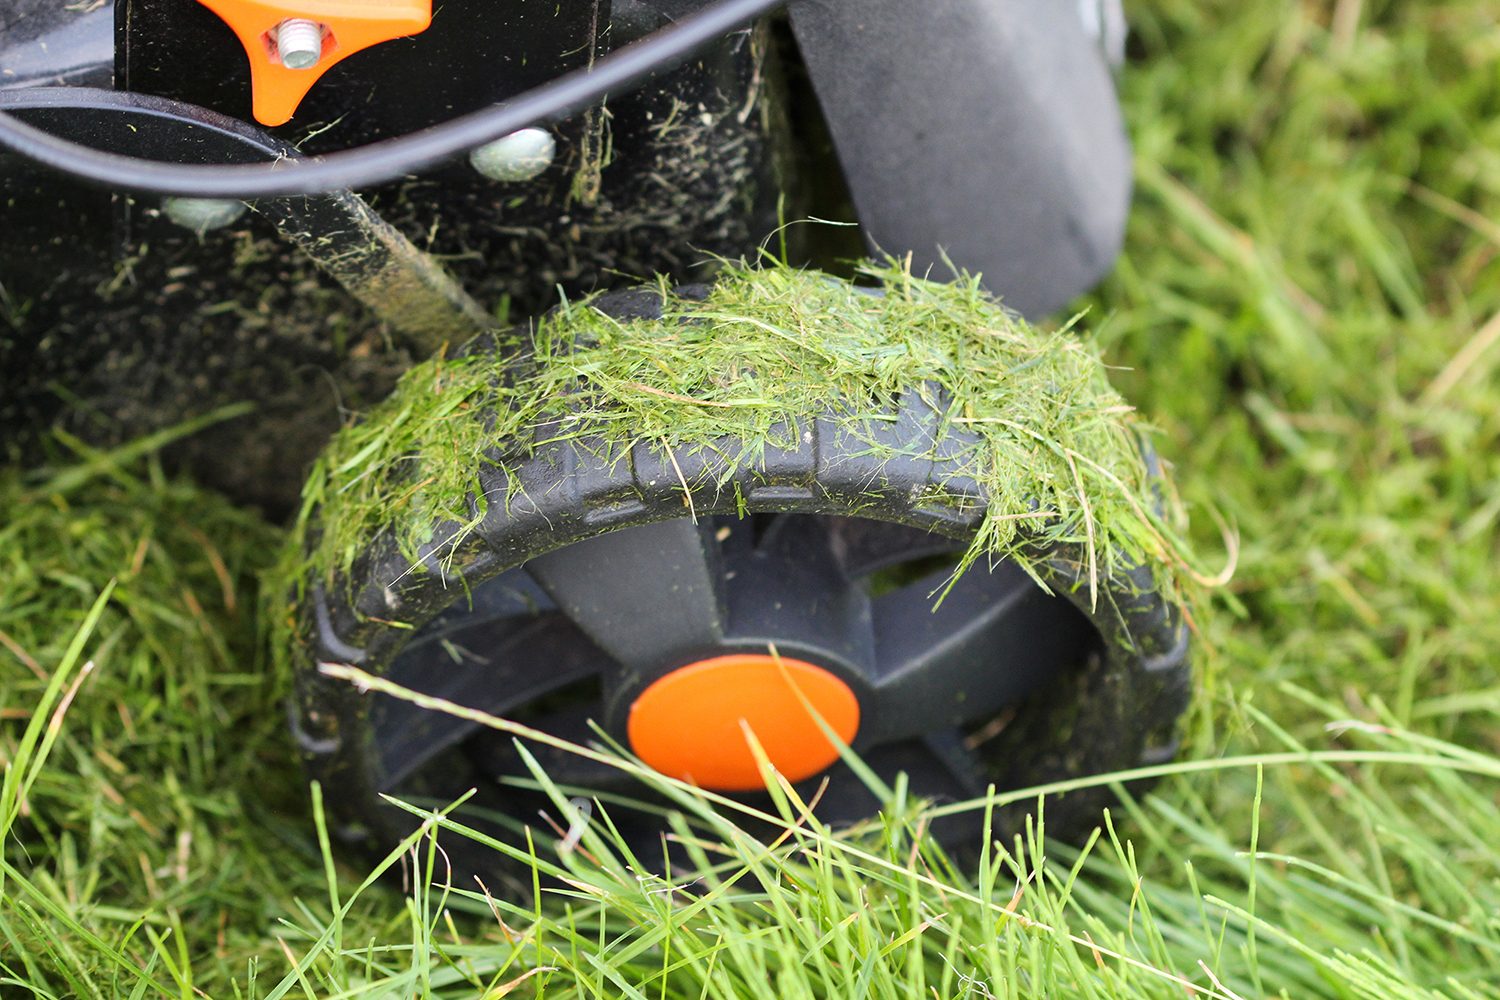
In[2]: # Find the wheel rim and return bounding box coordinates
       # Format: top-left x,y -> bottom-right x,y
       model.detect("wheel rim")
360,512 -> 1098,825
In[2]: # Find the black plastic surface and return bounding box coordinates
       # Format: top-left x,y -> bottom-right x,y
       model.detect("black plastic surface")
0,5 -> 772,510
0,0 -> 114,90
788,0 -> 1133,317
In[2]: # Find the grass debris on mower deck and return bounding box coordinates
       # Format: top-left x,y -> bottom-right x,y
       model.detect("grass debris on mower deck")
1,0 -> 1192,878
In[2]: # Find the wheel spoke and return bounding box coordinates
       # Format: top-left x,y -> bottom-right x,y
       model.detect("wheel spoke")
754,513 -> 837,560
862,562 -> 1095,744
803,731 -> 987,842
757,514 -> 963,578
467,704 -> 645,798
525,519 -> 727,674
709,514 -> 759,562
840,518 -> 965,578
376,614 -> 609,786
721,515 -> 877,678
399,567 -> 554,652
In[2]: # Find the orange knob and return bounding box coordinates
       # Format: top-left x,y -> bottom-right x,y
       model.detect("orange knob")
193,0 -> 432,126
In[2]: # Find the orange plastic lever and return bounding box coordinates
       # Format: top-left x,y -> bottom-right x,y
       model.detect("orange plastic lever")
194,0 -> 432,126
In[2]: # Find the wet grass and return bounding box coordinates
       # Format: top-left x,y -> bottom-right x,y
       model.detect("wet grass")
4,0 -> 1500,996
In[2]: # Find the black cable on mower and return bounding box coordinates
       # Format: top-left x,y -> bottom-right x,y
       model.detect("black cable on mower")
0,0 -> 783,198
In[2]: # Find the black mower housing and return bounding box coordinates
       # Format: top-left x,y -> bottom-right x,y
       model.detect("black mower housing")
1,0 -> 1131,510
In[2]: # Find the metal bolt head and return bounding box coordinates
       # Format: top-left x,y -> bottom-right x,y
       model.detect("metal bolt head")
161,197 -> 248,233
276,19 -> 325,70
469,128 -> 556,183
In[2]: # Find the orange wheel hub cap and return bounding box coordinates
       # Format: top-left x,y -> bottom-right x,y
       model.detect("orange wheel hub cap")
627,654 -> 860,792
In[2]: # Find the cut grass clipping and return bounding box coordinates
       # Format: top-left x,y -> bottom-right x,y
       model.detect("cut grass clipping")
286,261 -> 1205,614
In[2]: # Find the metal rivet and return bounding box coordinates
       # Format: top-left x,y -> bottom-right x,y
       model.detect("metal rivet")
469,128 -> 557,183
160,197 -> 248,233
276,18 -> 325,70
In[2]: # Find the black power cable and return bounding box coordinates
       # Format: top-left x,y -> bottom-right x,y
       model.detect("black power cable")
0,0 -> 783,198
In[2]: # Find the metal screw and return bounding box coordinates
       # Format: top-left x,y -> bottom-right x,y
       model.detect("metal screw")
469,128 -> 556,183
276,18 -> 325,70
161,197 -> 248,233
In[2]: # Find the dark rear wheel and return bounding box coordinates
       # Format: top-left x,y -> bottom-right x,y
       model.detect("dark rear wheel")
288,285 -> 1191,877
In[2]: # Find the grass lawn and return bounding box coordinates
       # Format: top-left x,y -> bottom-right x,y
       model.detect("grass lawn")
4,1 -> 1499,996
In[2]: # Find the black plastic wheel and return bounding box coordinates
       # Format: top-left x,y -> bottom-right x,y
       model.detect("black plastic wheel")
290,287 -> 1190,872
